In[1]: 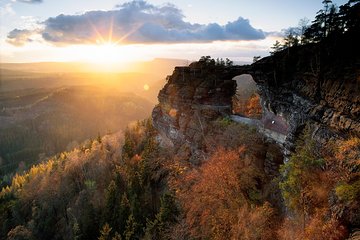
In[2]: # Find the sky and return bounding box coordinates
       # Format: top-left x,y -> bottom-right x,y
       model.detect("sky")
0,0 -> 348,64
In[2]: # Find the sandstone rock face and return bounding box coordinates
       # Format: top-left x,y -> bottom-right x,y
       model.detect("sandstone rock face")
151,35 -> 360,236
250,38 -> 360,151
152,64 -> 236,152
152,35 -> 360,154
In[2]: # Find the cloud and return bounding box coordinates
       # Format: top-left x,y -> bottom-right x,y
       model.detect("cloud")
0,3 -> 15,16
6,29 -> 37,46
17,0 -> 42,3
8,0 -> 266,46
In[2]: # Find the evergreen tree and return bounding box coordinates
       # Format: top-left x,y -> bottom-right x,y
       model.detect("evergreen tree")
124,214 -> 138,240
253,56 -> 261,63
270,40 -> 283,55
279,127 -> 325,230
122,129 -> 135,160
157,193 -> 179,224
99,223 -> 112,240
144,193 -> 179,239
283,27 -> 300,48
225,58 -> 233,66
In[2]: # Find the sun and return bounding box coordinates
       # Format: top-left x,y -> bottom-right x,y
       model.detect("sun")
65,20 -> 147,71
77,42 -> 123,64
69,43 -> 136,72
91,43 -> 122,63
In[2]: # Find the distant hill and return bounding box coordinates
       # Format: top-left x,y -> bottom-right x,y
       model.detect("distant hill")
0,58 -> 186,103
0,58 -> 186,75
0,86 -> 154,179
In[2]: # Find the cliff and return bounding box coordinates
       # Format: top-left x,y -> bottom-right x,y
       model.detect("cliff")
152,63 -> 237,149
152,33 -> 360,155
251,34 -> 360,148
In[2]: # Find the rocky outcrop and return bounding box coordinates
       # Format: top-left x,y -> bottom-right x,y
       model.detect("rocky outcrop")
151,32 -> 360,238
152,64 -> 237,149
250,35 -> 360,151
152,33 -> 360,154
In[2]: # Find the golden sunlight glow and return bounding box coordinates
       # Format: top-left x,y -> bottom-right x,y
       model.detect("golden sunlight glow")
84,43 -> 122,64
69,43 -> 139,72
68,19 -> 146,71
143,84 -> 150,91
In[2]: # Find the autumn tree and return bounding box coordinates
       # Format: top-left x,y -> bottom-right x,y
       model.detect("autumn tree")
245,94 -> 262,118
178,147 -> 273,239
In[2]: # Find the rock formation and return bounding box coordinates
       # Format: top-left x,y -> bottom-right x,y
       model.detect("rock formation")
152,33 -> 360,156
152,63 -> 237,150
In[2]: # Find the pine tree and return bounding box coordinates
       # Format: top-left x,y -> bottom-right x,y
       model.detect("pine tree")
99,223 -> 112,240
157,193 -> 179,224
270,40 -> 283,55
124,214 -> 138,240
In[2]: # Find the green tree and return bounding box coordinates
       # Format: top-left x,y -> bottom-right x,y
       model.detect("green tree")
144,193 -> 179,239
283,27 -> 300,48
304,0 -> 337,41
122,129 -> 136,160
252,56 -> 261,63
124,214 -> 138,240
270,40 -> 283,55
279,127 -> 324,230
225,58 -> 233,66
157,193 -> 179,224
7,225 -> 34,240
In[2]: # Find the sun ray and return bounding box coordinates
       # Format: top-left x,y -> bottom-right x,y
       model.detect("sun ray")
112,23 -> 143,45
108,16 -> 114,43
87,18 -> 105,44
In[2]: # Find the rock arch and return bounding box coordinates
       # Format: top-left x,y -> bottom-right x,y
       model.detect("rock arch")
231,74 -> 262,119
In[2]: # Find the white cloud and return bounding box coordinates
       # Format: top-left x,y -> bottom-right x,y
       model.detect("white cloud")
0,3 -> 15,16
7,0 -> 266,46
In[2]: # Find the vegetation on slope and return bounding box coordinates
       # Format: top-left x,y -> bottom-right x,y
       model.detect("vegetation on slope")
0,1 -> 359,239
0,114 -> 359,240
0,120 -> 179,240
278,127 -> 359,240
0,86 -> 153,187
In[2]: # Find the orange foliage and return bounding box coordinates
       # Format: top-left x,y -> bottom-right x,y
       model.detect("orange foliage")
232,93 -> 262,118
245,94 -> 262,118
304,210 -> 347,240
277,218 -> 304,240
277,137 -> 359,240
232,202 -> 278,240
278,210 -> 347,240
177,147 -> 275,239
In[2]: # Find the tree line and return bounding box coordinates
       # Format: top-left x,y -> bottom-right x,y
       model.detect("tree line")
271,0 -> 360,54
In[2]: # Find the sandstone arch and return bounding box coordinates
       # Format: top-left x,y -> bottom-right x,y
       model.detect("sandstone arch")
231,74 -> 262,119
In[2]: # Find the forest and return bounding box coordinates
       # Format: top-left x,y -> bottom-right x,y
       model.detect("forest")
0,86 -> 154,188
1,117 -> 358,239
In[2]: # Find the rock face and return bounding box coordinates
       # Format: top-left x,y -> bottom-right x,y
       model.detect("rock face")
250,35 -> 360,150
152,63 -> 236,150
152,34 -> 360,154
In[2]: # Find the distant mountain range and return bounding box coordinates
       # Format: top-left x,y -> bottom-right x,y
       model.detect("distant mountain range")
0,58 -> 187,74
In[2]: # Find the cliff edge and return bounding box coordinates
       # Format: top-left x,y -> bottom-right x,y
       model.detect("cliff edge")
152,32 -> 360,155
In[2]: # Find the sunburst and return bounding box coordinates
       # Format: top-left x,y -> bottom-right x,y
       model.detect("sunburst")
74,17 -> 143,68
